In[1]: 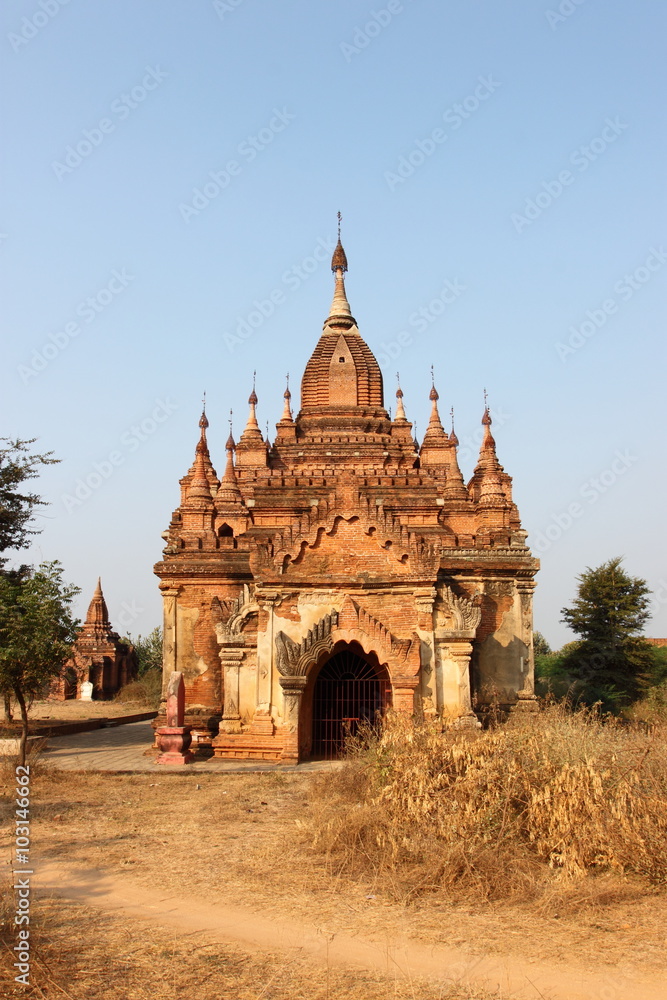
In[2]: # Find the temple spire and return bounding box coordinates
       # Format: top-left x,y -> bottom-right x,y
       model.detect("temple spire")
324,212 -> 354,328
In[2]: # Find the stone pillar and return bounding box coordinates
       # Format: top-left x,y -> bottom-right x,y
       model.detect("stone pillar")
392,675 -> 419,716
515,583 -> 538,712
258,592 -> 281,713
278,675 -> 306,762
414,591 -> 436,720
434,629 -> 480,725
161,587 -> 179,696
219,647 -> 244,734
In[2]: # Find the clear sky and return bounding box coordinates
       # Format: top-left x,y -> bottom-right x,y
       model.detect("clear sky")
1,0 -> 665,647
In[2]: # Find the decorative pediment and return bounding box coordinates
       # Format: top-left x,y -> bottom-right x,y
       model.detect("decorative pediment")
274,596 -> 419,678
275,611 -> 339,677
211,584 -> 258,643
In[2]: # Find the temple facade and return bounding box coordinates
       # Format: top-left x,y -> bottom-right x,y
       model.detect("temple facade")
51,579 -> 138,700
154,234 -> 539,761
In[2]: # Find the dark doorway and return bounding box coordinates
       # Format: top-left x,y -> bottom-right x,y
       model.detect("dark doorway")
311,646 -> 391,759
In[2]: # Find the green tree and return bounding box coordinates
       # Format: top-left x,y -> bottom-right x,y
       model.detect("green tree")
0,438 -> 57,566
533,631 -> 551,657
130,626 -> 163,676
0,562 -> 80,765
559,557 -> 655,710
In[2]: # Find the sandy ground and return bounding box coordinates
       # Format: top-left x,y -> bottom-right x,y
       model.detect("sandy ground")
2,763 -> 666,999
5,698 -> 152,721
34,858 -> 667,1000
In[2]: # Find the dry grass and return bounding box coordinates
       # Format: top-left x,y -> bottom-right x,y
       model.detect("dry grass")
0,713 -> 666,995
112,669 -> 162,709
309,705 -> 667,902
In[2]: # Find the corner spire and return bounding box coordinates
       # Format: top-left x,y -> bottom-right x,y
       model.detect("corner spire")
480,392 -> 497,455
240,373 -> 262,437
281,373 -> 293,422
217,421 -> 244,505
186,447 -> 213,502
182,405 -> 219,498
425,370 -> 447,436
394,373 -> 407,421
449,407 -> 459,448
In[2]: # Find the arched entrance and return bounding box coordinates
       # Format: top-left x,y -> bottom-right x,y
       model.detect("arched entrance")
311,644 -> 391,759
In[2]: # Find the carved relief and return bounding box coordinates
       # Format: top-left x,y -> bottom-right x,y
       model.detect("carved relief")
436,585 -> 482,632
211,584 -> 259,643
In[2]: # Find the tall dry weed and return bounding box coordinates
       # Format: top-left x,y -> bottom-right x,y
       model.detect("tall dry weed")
310,705 -> 667,902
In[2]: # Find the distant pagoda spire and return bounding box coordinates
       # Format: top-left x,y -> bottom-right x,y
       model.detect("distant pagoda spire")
85,577 -> 110,629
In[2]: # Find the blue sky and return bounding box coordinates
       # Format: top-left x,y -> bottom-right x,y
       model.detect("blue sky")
1,0 -> 665,647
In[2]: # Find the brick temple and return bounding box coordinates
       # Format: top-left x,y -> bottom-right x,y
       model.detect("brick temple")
51,579 -> 137,700
154,232 -> 539,761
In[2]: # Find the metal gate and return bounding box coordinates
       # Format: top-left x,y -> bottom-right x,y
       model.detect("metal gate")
311,648 -> 392,759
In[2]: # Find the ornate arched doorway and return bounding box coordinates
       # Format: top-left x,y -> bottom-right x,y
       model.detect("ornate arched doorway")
311,644 -> 392,759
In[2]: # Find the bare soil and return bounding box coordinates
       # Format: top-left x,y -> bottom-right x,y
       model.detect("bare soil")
2,762 -> 666,999
7,698 -> 151,721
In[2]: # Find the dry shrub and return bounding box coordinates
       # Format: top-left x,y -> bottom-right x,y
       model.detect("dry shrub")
113,668 -> 162,708
310,705 -> 667,902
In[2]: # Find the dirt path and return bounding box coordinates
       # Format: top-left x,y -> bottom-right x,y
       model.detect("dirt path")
36,860 -> 666,1000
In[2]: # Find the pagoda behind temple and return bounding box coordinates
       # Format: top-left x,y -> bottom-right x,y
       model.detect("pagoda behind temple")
154,227 -> 538,761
